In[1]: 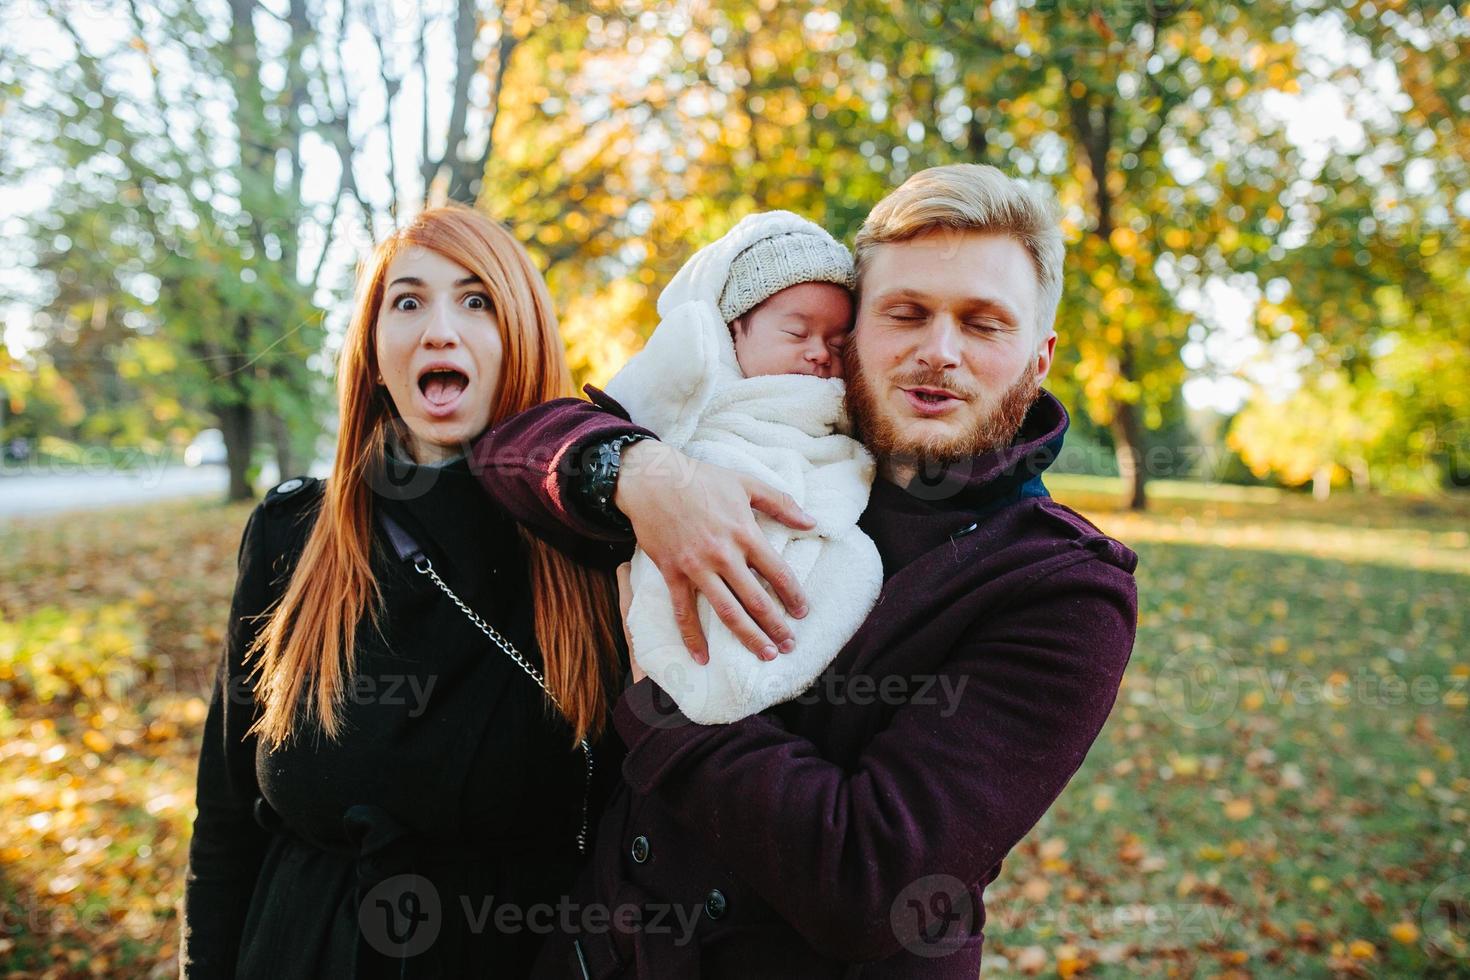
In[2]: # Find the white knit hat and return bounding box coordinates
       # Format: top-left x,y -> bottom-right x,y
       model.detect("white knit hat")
716,228 -> 856,324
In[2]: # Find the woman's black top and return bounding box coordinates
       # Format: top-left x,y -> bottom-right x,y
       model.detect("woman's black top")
180,450 -> 625,979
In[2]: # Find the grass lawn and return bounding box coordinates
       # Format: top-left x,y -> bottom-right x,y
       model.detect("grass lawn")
0,480 -> 1465,977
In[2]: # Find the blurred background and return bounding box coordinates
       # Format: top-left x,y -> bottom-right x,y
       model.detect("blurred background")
0,0 -> 1466,977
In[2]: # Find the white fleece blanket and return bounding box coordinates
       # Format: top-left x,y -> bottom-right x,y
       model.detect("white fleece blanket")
604,211 -> 883,724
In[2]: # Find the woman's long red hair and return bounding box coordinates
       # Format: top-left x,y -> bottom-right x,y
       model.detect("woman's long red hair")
246,204 -> 621,749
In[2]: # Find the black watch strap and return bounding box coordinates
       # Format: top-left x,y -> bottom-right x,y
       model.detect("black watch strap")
578,433 -> 652,532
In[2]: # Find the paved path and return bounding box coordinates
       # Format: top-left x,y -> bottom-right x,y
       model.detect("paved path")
0,463 -> 283,519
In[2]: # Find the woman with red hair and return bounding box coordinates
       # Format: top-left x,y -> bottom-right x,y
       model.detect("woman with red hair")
181,205 -> 626,978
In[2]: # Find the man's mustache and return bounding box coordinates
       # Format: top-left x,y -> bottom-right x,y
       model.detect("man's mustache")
888,370 -> 982,401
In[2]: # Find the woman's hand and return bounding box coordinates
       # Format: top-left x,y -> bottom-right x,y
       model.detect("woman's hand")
616,562 -> 646,684
613,440 -> 814,664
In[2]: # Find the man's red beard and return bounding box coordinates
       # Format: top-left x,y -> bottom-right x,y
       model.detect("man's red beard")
844,348 -> 1041,466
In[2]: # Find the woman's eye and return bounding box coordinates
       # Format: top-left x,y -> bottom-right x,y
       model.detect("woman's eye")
464,293 -> 491,310
393,295 -> 420,311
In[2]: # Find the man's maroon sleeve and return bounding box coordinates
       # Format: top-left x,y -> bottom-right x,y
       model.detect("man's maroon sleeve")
470,385 -> 657,567
610,553 -> 1138,962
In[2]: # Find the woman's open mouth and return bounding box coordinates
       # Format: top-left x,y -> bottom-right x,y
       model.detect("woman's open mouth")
416,366 -> 470,418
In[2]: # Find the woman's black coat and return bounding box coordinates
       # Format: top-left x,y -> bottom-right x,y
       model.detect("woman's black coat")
180,452 -> 624,978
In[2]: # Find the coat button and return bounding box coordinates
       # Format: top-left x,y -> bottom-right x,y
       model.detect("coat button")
703,888 -> 727,920
630,835 -> 650,864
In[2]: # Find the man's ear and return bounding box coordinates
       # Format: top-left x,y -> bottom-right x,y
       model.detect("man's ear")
1034,332 -> 1057,381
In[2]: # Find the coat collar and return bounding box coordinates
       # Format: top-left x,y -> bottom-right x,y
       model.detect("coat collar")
860,390 -> 1069,575
369,435 -> 513,590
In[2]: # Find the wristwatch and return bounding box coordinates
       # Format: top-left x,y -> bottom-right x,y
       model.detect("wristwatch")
579,433 -> 652,532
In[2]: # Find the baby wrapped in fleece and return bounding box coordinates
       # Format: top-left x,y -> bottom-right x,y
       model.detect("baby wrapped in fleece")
604,211 -> 883,723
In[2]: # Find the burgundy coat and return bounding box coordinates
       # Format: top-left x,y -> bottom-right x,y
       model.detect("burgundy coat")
470,387 -> 1138,979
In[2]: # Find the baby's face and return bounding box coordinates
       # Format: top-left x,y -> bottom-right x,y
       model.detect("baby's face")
731,282 -> 854,380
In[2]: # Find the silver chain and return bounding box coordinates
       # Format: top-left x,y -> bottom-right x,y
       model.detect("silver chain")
412,556 -> 593,856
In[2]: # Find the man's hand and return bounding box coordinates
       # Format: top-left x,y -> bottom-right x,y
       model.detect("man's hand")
614,440 -> 814,663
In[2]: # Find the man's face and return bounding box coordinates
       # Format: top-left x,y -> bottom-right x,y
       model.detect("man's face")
845,230 -> 1056,470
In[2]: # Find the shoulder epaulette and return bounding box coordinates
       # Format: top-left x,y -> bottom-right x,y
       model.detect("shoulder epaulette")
263,475 -> 324,510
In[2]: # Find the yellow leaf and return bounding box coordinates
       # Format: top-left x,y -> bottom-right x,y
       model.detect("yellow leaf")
1389,921 -> 1419,944
1224,798 -> 1253,820
82,730 -> 112,754
1014,945 -> 1047,974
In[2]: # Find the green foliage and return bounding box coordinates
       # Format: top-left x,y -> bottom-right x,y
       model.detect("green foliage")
17,0 -> 332,497
494,1 -> 1468,504
6,0 -> 1467,502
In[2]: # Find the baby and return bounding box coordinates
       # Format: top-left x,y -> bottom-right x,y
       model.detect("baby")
721,243 -> 853,382
604,211 -> 883,723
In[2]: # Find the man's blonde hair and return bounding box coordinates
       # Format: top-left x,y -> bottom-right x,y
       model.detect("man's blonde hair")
854,164 -> 1064,341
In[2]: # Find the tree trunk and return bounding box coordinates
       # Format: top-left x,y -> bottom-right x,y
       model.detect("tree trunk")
219,402 -> 256,502
1349,458 -> 1371,493
1111,400 -> 1148,511
1312,466 -> 1332,501
268,410 -> 296,482
1070,89 -> 1149,511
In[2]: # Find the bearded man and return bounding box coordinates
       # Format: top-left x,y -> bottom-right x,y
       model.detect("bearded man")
472,164 -> 1139,979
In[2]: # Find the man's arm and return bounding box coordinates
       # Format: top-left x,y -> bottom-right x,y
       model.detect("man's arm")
472,385 -> 816,657
610,555 -> 1138,962
471,389 -> 654,563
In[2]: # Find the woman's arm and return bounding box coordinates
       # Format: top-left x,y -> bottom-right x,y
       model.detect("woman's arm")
179,507 -> 274,979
